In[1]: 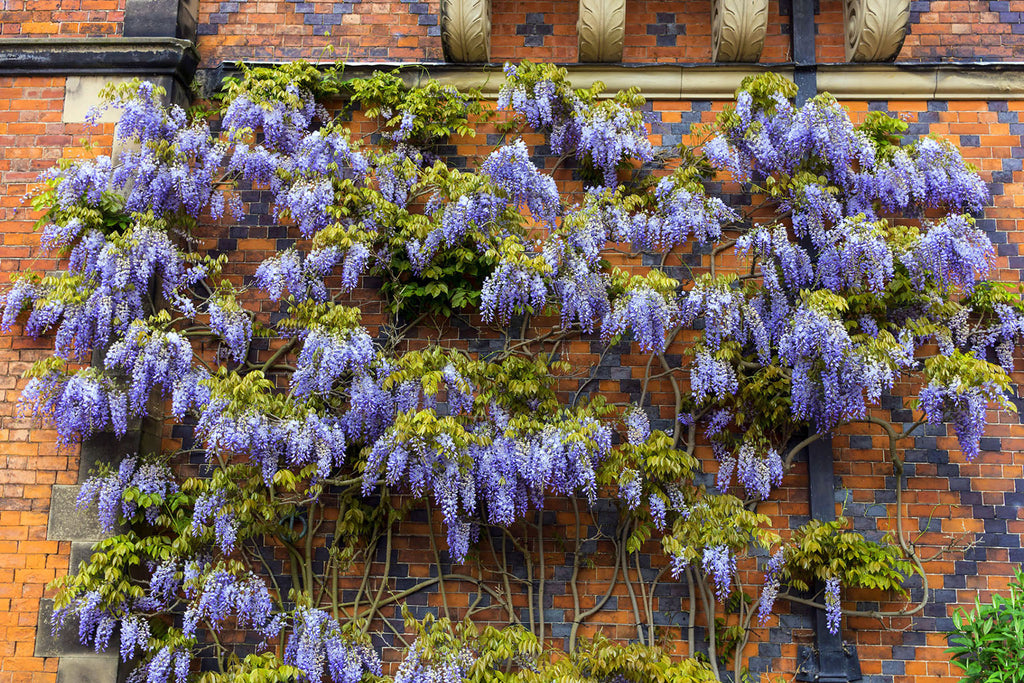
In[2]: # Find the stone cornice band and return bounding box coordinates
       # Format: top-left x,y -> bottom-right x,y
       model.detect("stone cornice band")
0,37 -> 199,89
208,60 -> 1024,100
1,39 -> 1022,100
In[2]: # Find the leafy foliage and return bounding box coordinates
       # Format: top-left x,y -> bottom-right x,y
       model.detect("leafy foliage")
948,568 -> 1024,683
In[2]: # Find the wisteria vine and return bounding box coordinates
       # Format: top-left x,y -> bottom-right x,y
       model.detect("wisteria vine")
1,63 -> 1020,683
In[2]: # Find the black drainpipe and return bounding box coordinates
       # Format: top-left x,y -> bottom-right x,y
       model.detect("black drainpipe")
789,2 -> 860,680
797,438 -> 862,682
791,0 -> 817,105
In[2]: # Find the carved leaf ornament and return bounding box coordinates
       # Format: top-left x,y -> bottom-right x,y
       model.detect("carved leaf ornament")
711,0 -> 769,62
844,0 -> 911,61
578,0 -> 626,63
441,0 -> 492,63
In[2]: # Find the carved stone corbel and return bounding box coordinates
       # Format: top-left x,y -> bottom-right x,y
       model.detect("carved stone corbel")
440,0 -> 491,63
577,0 -> 626,63
844,0 -> 911,62
711,0 -> 769,63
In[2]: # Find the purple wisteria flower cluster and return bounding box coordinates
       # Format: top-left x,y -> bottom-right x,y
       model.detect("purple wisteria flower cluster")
286,608 -> 382,683
394,639 -> 475,683
77,455 -> 178,531
688,76 -> 1013,481
363,399 -> 613,561
498,62 -> 653,188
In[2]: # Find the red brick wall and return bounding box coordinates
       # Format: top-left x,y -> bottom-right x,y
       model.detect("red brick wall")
0,0 -> 125,37
1,3 -> 1024,682
0,76 -> 82,683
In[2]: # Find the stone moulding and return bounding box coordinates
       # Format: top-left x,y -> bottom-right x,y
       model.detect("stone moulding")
440,0 -> 491,63
711,0 -> 770,63
577,0 -> 626,63
844,0 -> 911,62
205,62 -> 1024,101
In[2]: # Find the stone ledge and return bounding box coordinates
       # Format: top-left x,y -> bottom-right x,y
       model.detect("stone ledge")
0,37 -> 198,90
201,60 -> 1024,100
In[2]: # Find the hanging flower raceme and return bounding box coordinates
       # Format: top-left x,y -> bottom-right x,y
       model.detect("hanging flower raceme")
51,589 -> 116,653
291,127 -> 369,179
902,214 -> 994,294
679,279 -> 749,354
138,646 -> 192,683
498,61 -> 652,188
192,491 -> 239,553
480,259 -> 550,325
291,327 -> 375,398
222,83 -> 319,154
94,90 -> 225,219
786,95 -> 864,186
208,297 -> 253,364
182,567 -> 282,639
615,176 -> 735,251
734,442 -> 784,501
552,253 -> 611,333
690,350 -> 739,403
481,140 -> 560,225
104,321 -> 194,415
394,639 -> 475,683
39,156 -> 113,214
196,397 -> 349,483
702,544 -> 736,601
8,222 -> 204,361
737,224 -> 814,294
815,218 -> 894,293
624,407 -> 651,446
775,302 -> 900,430
363,409 -> 611,561
908,136 -> 990,213
918,374 -> 1010,461
119,613 -> 152,662
758,550 -> 786,624
20,367 -> 128,445
602,284 -> 680,354
825,576 -> 842,634
77,455 -> 178,531
343,361 -> 398,443
415,191 -> 505,269
285,607 -> 382,683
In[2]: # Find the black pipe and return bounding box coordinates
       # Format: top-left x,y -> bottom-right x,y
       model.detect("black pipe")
803,437 -> 859,682
791,0 -> 817,105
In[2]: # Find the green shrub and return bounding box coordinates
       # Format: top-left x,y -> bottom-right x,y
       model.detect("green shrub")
948,568 -> 1024,682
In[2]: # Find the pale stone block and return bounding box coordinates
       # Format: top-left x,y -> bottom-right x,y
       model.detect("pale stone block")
62,76 -> 131,124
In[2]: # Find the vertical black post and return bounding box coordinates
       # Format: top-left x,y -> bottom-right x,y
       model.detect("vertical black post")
791,0 -> 817,105
806,437 -> 856,682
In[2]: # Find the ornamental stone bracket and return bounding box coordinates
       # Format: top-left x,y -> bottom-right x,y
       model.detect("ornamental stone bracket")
577,0 -> 626,63
711,0 -> 769,63
843,0 -> 911,62
440,0 -> 491,63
